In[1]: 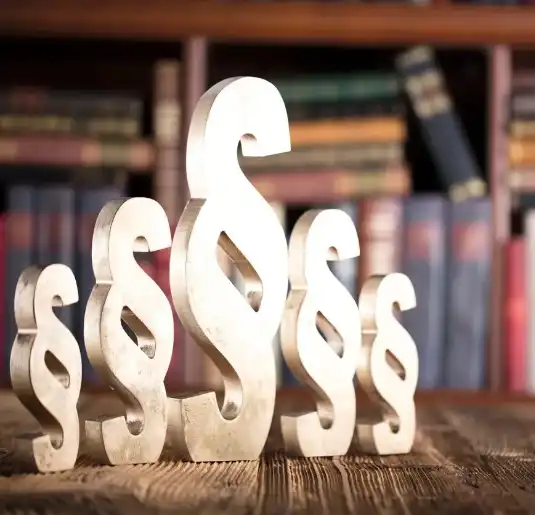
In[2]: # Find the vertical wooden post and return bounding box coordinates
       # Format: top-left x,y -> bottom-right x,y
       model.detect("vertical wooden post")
180,37 -> 213,389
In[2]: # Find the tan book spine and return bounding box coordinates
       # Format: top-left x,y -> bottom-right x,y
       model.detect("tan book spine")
241,142 -> 403,171
509,138 -> 535,165
0,113 -> 139,139
289,117 -> 405,146
509,169 -> 535,191
510,120 -> 535,139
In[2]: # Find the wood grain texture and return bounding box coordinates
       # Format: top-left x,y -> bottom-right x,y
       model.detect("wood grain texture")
1,390 -> 535,514
2,1 -> 535,45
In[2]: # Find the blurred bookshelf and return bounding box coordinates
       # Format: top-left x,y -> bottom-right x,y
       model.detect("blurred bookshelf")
0,1 -> 532,397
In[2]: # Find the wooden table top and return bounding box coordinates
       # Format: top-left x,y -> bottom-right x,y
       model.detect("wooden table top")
1,389 -> 535,514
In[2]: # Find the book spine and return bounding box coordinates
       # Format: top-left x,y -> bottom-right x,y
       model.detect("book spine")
0,113 -> 141,140
274,73 -> 400,103
357,197 -> 404,292
511,71 -> 535,90
0,88 -> 142,120
509,139 -> 535,166
511,93 -> 535,117
4,185 -> 36,382
250,166 -> 411,203
402,195 -> 448,390
289,117 -> 405,146
241,142 -> 404,172
0,136 -> 153,170
504,237 -> 526,393
396,46 -> 485,196
285,97 -> 404,121
444,198 -> 492,390
36,187 -> 52,265
509,169 -> 535,192
0,88 -> 142,139
510,121 -> 535,138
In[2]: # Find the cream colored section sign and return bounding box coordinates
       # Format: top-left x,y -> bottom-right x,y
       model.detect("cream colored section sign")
9,77 -> 418,471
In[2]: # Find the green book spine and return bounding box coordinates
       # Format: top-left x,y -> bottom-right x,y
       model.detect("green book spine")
274,73 -> 400,103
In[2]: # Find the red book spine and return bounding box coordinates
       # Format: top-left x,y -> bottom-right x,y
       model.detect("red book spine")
0,136 -> 152,170
505,237 -> 526,393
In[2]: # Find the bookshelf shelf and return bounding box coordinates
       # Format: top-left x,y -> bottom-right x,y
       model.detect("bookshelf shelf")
3,1 -> 535,46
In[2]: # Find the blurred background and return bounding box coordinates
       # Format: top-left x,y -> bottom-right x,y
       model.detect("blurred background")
0,1 -> 530,395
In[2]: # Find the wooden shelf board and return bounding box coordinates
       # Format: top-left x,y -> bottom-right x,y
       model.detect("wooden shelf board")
3,1 -> 535,46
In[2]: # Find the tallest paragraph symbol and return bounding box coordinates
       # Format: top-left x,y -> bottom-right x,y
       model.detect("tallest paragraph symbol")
167,77 -> 291,461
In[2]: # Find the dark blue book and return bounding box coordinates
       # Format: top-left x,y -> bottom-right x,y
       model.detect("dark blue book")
402,195 -> 448,389
443,198 -> 492,389
396,47 -> 484,194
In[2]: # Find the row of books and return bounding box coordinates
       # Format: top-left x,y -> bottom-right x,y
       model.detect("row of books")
0,186 -> 492,391
280,195 -> 493,390
0,49 -> 493,392
239,70 -> 410,201
0,47 -> 482,207
0,87 -> 149,173
0,72 -> 405,189
237,47 -> 484,206
154,193 -> 493,391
